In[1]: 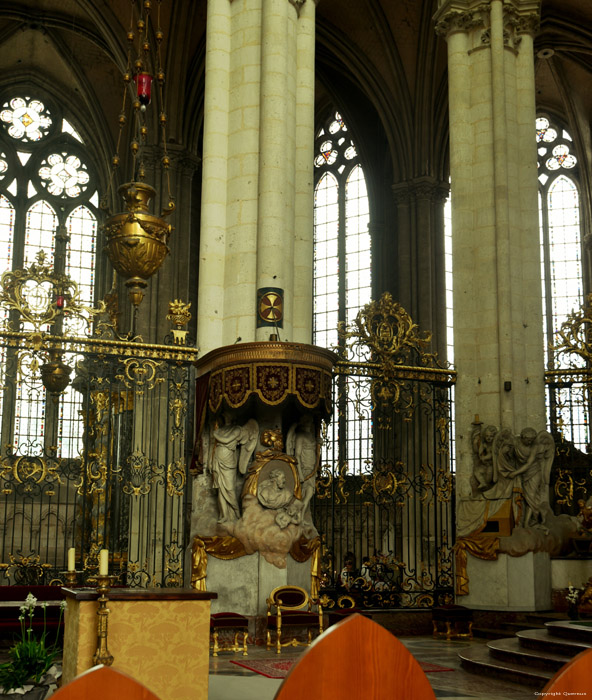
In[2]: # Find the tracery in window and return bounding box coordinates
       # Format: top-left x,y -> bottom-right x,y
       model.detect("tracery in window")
537,115 -> 586,446
537,116 -> 582,368
313,111 -> 371,472
0,97 -> 52,142
0,93 -> 98,458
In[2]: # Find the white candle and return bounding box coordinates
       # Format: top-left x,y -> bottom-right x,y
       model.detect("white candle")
99,549 -> 109,576
67,547 -> 76,572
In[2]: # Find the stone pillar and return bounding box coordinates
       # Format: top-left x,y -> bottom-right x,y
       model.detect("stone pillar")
198,0 -> 316,354
391,177 -> 449,358
435,0 -> 550,609
434,0 -> 544,494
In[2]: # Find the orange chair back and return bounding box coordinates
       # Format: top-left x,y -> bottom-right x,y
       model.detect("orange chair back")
274,613 -> 436,700
52,665 -> 161,700
541,647 -> 592,694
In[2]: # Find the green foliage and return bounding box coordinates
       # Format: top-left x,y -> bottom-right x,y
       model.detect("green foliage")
0,594 -> 64,692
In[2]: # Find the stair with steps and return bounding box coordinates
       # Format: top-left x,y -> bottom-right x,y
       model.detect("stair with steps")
459,619 -> 592,687
472,612 -> 555,640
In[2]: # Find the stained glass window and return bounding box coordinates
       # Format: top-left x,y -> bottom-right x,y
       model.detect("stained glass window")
537,115 -> 587,446
313,111 -> 372,473
0,93 -> 98,459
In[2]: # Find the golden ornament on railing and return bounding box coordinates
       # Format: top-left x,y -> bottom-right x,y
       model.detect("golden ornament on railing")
103,182 -> 173,308
40,349 -> 72,395
553,292 -> 592,365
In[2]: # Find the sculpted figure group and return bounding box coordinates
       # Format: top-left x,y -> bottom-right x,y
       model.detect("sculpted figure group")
203,411 -> 321,540
471,423 -> 555,528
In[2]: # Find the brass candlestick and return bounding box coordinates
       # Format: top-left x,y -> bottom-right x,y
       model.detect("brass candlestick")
62,570 -> 79,586
92,575 -> 116,666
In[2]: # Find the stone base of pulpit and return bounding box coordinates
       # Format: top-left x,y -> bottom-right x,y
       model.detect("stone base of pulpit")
62,588 -> 217,700
460,552 -> 551,610
207,551 -> 310,617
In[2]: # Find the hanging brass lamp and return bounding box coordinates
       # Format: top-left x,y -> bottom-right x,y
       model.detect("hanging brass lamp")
40,349 -> 72,395
104,181 -> 172,308
102,0 -> 175,309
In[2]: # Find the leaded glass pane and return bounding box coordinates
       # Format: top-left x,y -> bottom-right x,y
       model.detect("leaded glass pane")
0,194 -> 14,277
314,171 -> 339,351
25,200 -> 57,266
65,205 -> 97,333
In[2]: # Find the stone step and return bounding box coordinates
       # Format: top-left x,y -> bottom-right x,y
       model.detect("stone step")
458,644 -> 553,687
499,620 -> 546,632
517,627 -> 592,656
487,636 -> 571,671
472,626 -> 512,640
546,620 -> 592,644
524,612 -> 566,626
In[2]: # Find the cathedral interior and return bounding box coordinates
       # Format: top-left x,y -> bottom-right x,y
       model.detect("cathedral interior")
0,0 -> 591,698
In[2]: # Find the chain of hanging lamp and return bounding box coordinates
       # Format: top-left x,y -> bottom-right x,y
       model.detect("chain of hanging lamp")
102,0 -> 176,313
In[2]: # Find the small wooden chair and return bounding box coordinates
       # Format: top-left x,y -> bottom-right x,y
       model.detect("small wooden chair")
541,646 -> 592,694
51,665 -> 161,700
274,613 -> 437,700
210,611 -> 249,656
266,585 -> 323,654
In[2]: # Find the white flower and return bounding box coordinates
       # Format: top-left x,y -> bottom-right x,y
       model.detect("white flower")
24,593 -> 37,610
60,600 -> 67,611
41,601 -> 48,610
566,585 -> 581,604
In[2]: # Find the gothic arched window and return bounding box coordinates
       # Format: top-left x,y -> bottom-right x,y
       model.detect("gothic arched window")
313,112 -> 371,350
537,115 -> 585,444
313,111 -> 371,471
0,95 -> 99,458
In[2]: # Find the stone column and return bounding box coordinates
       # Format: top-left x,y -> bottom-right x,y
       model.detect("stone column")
198,0 -> 316,354
435,0 -> 548,609
434,0 -> 544,491
391,177 -> 449,358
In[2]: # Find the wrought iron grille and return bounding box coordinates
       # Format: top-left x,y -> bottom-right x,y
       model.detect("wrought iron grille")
546,370 -> 592,516
0,331 -> 196,587
0,254 -> 196,587
312,294 -> 456,609
545,294 -> 592,518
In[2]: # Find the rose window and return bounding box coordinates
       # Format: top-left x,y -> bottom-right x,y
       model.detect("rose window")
38,153 -> 90,198
0,97 -> 52,142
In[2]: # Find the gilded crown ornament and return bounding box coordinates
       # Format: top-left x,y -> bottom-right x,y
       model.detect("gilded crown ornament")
102,0 -> 175,311
0,250 -> 105,394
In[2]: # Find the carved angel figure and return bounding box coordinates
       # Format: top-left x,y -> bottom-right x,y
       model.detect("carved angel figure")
494,427 -> 554,528
471,424 -> 498,495
286,414 -> 321,530
211,415 -> 259,523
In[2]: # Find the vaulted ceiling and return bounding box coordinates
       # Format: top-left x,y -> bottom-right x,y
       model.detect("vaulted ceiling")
0,0 -> 589,178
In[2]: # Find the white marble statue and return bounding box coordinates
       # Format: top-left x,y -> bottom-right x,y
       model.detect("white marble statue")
459,424 -> 556,538
495,427 -> 554,528
210,416 -> 259,523
257,469 -> 294,510
471,424 -> 498,495
286,414 -> 321,534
